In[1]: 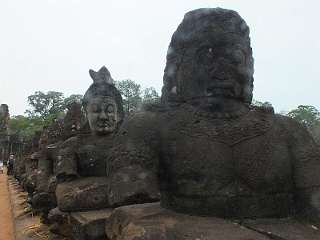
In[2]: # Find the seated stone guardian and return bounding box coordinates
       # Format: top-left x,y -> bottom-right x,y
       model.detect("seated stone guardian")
23,131 -> 42,204
55,66 -> 124,211
109,8 -> 320,224
32,103 -> 82,223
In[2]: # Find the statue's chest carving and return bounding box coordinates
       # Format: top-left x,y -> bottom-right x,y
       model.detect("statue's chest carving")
177,114 -> 272,146
77,144 -> 108,176
163,116 -> 292,194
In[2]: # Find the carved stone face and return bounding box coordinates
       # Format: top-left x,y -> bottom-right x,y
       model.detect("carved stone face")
162,8 -> 254,106
85,97 -> 118,135
180,34 -> 251,105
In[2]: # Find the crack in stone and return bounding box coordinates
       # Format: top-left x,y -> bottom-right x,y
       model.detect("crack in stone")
239,222 -> 289,240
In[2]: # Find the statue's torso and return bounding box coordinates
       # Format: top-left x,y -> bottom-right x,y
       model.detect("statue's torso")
160,107 -> 295,217
76,134 -> 113,177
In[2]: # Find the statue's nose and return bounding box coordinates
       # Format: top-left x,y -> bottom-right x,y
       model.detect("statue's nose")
99,111 -> 108,119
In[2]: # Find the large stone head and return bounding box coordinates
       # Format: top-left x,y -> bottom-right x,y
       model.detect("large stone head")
162,8 -> 254,107
83,66 -> 124,135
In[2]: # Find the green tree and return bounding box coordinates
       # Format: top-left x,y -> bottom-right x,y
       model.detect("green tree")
116,79 -> 142,113
63,94 -> 83,108
8,115 -> 45,141
25,91 -> 65,118
252,99 -> 273,108
287,105 -> 320,145
25,91 -> 83,120
142,87 -> 160,104
287,105 -> 320,129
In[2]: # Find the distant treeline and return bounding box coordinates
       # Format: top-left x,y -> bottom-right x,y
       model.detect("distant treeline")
8,79 -> 320,145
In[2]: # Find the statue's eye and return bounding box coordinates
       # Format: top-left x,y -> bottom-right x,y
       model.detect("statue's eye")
91,104 -> 100,113
107,105 -> 114,113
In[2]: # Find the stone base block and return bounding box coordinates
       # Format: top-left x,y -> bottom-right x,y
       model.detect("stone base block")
70,209 -> 112,240
49,207 -> 112,240
242,218 -> 320,240
105,202 -> 320,240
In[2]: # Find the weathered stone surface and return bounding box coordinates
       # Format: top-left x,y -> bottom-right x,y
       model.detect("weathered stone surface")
108,165 -> 160,207
106,203 -> 270,240
56,176 -> 109,211
62,101 -> 83,140
242,218 -> 320,240
48,207 -> 73,238
0,104 -> 9,166
49,207 -> 113,239
0,104 -> 9,132
108,8 -> 320,223
70,209 -> 112,240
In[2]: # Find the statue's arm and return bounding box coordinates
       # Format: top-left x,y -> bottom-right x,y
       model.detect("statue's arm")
55,136 -> 79,183
285,117 -> 320,223
35,151 -> 51,193
107,112 -> 161,206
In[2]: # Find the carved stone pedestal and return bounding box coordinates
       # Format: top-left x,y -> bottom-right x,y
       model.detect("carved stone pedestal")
49,207 -> 112,240
105,202 -> 320,240
70,209 -> 112,240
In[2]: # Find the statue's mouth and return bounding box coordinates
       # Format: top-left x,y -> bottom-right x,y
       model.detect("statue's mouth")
206,83 -> 235,97
97,121 -> 112,128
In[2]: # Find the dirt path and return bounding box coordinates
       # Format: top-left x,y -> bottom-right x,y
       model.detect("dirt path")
8,177 -> 50,240
0,168 -> 15,240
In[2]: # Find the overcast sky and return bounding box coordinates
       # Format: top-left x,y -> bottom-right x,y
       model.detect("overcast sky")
1,0 -> 319,116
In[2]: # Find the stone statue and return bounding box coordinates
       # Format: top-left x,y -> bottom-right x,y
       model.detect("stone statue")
55,66 -> 124,212
109,8 -> 320,226
23,131 -> 42,204
0,104 -> 9,132
32,117 -> 65,222
0,104 -> 9,165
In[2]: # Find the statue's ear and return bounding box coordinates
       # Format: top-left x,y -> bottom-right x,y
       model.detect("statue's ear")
89,69 -> 97,82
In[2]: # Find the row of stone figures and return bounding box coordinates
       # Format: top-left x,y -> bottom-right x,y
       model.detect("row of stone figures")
12,8 -> 320,240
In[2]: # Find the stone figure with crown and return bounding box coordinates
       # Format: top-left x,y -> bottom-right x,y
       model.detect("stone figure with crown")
54,66 -> 124,212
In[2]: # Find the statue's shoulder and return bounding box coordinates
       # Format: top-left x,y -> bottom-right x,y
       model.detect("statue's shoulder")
59,135 -> 79,148
113,107 -> 167,147
249,105 -> 275,115
272,113 -> 303,129
121,105 -> 167,131
248,106 -> 310,137
270,113 -> 313,141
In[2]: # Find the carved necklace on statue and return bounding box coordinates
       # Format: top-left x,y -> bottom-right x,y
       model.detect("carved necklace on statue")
175,105 -> 273,146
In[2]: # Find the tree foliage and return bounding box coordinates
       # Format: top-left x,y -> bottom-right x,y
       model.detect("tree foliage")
287,105 -> 320,144
8,115 -> 45,141
25,91 -> 83,119
116,79 -> 142,113
287,105 -> 320,129
143,87 -> 160,104
115,80 -> 160,114
63,94 -> 83,108
25,91 -> 65,118
18,91 -> 83,140
252,99 -> 273,108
